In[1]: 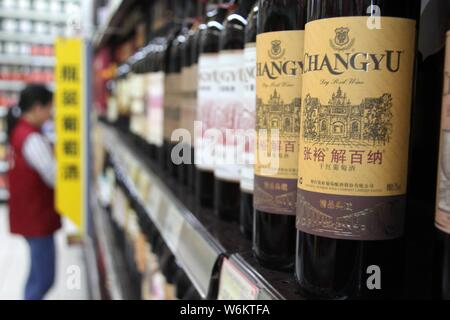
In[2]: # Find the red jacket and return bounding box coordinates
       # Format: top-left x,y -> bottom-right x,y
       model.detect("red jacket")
8,118 -> 61,237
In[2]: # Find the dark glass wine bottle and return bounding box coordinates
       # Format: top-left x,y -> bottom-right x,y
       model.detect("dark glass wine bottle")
115,63 -> 131,133
161,1 -> 183,177
144,42 -> 159,163
426,0 -> 450,301
196,1 -> 229,209
174,268 -> 191,299
141,44 -> 155,162
253,0 -> 307,271
214,0 -> 256,222
164,0 -> 193,185
296,0 -> 421,299
239,2 -> 258,239
129,49 -> 148,148
151,38 -> 167,173
434,38 -> 450,299
188,1 -> 209,201
405,0 -> 450,299
179,0 -> 206,198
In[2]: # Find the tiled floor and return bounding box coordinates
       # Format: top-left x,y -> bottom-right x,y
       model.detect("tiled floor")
0,206 -> 89,300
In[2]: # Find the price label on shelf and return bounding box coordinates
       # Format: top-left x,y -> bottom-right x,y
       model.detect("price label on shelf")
218,258 -> 260,300
176,221 -> 222,298
130,164 -> 140,189
146,183 -> 161,220
154,192 -> 169,229
137,172 -> 151,202
162,205 -> 185,252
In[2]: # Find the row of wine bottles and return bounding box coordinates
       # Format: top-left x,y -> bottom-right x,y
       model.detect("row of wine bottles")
106,0 -> 450,299
101,154 -> 202,300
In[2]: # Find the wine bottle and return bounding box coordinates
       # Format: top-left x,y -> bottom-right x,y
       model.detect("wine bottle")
213,0 -> 256,222
164,0 -> 190,184
143,41 -> 156,160
429,0 -> 450,300
239,2 -> 257,239
405,0 -> 450,299
145,41 -> 163,164
253,0 -> 307,270
129,50 -> 148,146
296,0 -> 421,299
174,268 -> 191,299
179,0 -> 206,198
434,38 -> 450,300
195,1 -> 229,209
116,63 -> 131,132
160,1 -> 183,176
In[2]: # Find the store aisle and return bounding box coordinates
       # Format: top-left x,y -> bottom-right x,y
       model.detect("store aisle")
0,206 -> 89,300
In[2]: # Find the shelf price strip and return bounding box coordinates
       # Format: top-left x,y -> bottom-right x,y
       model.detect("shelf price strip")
218,258 -> 260,300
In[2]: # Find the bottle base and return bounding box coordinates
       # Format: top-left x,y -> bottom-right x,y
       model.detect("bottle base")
214,178 -> 240,222
239,191 -> 253,240
195,168 -> 215,209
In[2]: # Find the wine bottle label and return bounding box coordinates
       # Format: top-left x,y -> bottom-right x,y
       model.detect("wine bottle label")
118,79 -> 130,114
196,53 -> 220,171
146,71 -> 164,147
214,49 -> 245,182
131,74 -> 146,116
163,73 -> 182,141
297,17 -> 417,240
180,64 -> 198,147
436,31 -> 450,235
130,115 -> 146,137
240,43 -> 257,193
130,73 -> 146,100
254,30 -> 304,215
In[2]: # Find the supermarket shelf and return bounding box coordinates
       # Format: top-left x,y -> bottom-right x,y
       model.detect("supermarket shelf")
82,236 -> 102,300
0,80 -> 26,92
0,161 -> 8,173
0,80 -> 55,92
92,194 -> 131,300
0,107 -> 8,117
99,124 -> 303,300
101,124 -> 224,299
0,10 -> 70,23
0,32 -> 55,45
95,0 -> 142,49
0,55 -> 55,67
94,0 -> 125,48
0,188 -> 9,201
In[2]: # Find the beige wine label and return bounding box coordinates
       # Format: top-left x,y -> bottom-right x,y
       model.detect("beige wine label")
297,17 -> 417,240
196,54 -> 220,172
163,73 -> 182,141
215,50 -> 245,183
436,32 -> 450,235
146,72 -> 164,147
254,30 -> 304,215
240,43 -> 257,193
180,64 -> 198,146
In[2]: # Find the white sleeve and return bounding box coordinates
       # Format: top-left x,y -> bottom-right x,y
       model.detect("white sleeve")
22,133 -> 56,188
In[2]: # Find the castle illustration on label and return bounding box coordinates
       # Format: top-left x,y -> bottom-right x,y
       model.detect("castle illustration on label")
303,87 -> 393,147
256,89 -> 301,135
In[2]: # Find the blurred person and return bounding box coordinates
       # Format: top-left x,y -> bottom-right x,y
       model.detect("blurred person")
7,84 -> 60,300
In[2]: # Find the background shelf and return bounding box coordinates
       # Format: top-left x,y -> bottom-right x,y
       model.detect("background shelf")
0,32 -> 56,45
0,55 -> 55,67
0,10 -> 71,23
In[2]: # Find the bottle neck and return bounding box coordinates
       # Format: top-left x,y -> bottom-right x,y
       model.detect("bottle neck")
234,0 -> 256,17
197,0 -> 208,22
